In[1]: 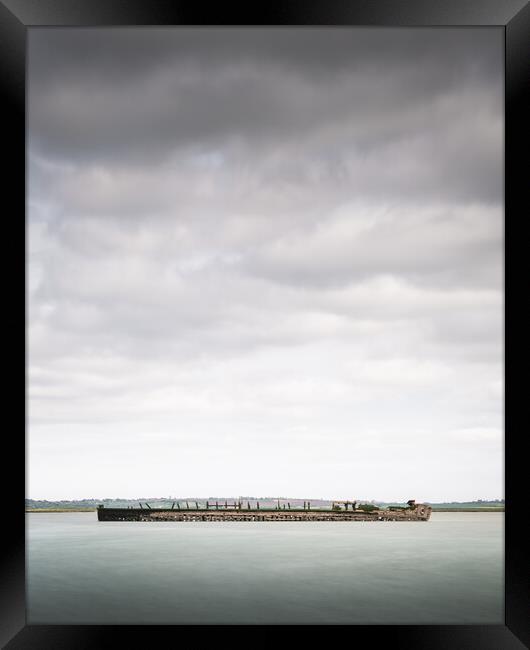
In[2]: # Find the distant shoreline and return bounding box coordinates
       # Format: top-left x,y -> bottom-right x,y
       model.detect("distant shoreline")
26,508 -> 96,512
26,507 -> 505,513
432,507 -> 504,512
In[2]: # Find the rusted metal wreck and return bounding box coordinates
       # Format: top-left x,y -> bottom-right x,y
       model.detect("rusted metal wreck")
97,499 -> 432,522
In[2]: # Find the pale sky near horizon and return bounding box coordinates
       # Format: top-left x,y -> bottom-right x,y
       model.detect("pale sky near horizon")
28,28 -> 503,502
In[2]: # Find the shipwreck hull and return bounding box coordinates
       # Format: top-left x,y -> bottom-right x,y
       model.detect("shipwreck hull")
97,504 -> 432,522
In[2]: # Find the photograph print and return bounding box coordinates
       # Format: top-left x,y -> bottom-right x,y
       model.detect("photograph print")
27,27 -> 504,625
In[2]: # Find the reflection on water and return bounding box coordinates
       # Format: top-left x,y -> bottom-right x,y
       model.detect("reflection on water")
27,512 -> 503,624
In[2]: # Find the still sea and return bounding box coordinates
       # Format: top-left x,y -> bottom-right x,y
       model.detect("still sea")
27,511 -> 503,624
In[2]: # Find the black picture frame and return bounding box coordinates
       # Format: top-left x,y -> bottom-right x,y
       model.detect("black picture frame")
2,0 -> 527,647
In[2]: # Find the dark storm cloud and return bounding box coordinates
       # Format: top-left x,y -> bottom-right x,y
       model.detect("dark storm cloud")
29,28 -> 502,86
29,29 -> 503,182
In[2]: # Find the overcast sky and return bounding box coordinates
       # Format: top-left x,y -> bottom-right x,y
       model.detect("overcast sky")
28,28 -> 503,502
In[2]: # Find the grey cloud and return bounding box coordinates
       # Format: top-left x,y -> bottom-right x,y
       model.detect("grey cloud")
29,28 -> 502,87
245,202 -> 502,289
29,29 -> 503,174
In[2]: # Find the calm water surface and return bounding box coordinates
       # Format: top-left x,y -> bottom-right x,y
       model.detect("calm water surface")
27,512 -> 503,624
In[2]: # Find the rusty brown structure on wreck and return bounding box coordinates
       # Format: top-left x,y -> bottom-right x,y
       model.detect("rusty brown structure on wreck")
97,500 -> 432,522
